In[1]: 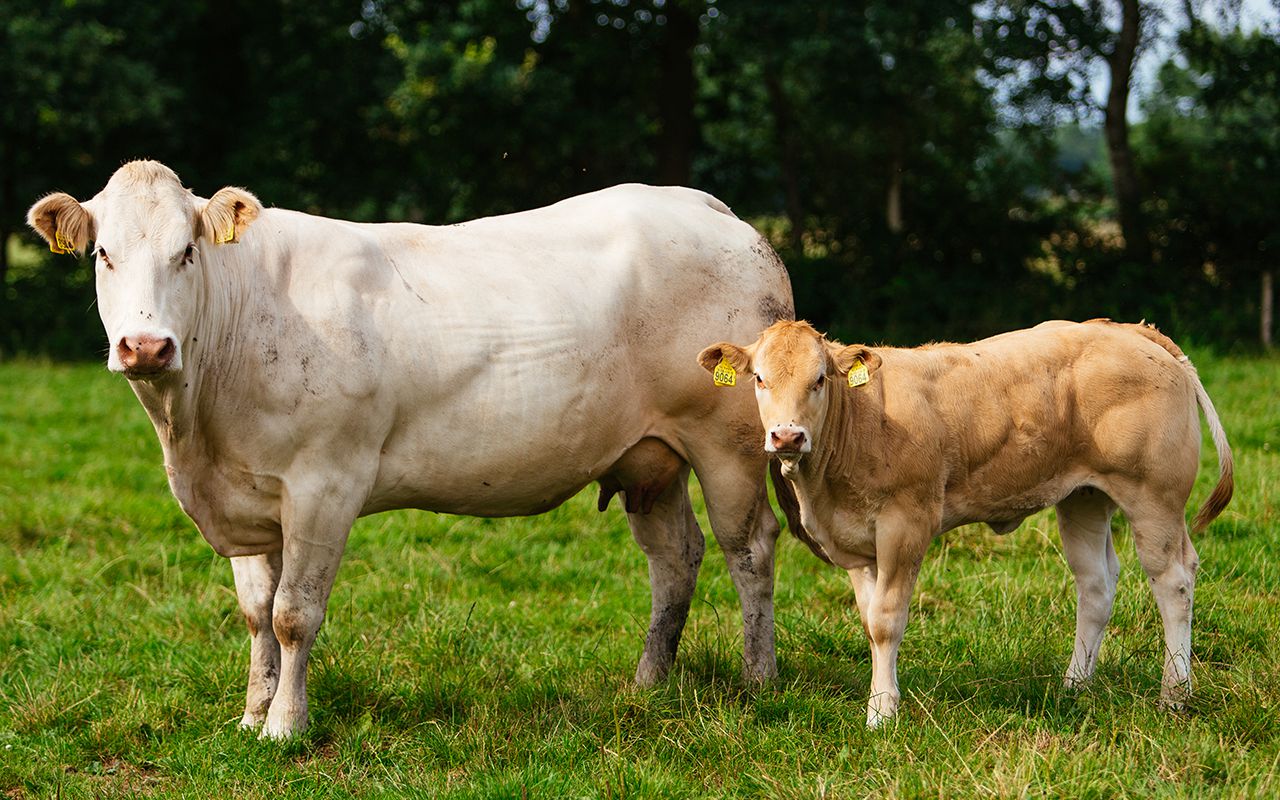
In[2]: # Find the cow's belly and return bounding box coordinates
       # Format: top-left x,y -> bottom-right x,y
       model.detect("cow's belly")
362,368 -> 658,517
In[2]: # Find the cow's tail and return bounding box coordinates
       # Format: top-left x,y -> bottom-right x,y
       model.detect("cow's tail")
769,460 -> 835,565
1126,322 -> 1235,532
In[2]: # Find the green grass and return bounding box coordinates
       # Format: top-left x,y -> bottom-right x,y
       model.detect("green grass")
1,353 -> 1278,798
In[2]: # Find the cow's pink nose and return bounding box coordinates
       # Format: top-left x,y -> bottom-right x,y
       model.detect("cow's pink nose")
770,428 -> 806,452
117,335 -> 175,373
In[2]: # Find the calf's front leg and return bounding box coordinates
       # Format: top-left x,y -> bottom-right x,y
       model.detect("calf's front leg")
862,510 -> 927,728
260,480 -> 360,740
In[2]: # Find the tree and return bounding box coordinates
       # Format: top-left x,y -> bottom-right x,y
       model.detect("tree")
1140,15 -> 1280,347
1103,0 -> 1150,263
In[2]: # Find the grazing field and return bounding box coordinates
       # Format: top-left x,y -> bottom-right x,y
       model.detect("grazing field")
1,354 -> 1277,798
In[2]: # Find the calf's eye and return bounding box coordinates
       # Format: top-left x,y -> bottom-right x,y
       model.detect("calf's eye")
755,374 -> 766,388
813,374 -> 826,390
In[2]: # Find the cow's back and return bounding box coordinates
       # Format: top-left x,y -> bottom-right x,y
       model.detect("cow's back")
257,185 -> 790,517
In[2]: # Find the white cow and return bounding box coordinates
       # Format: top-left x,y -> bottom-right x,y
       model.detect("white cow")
28,160 -> 795,738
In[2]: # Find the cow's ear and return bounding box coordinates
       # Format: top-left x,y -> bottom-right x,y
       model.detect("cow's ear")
827,343 -> 882,384
27,192 -> 95,256
199,187 -> 262,245
697,342 -> 752,377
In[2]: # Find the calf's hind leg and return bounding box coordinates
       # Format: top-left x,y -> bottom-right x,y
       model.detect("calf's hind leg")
1056,488 -> 1120,689
1127,504 -> 1200,709
231,552 -> 283,728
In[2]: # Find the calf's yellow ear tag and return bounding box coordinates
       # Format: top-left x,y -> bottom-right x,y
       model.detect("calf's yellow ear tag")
847,358 -> 870,388
51,230 -> 75,255
713,357 -> 737,387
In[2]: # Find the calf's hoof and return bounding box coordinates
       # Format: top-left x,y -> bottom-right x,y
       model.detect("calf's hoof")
866,691 -> 901,729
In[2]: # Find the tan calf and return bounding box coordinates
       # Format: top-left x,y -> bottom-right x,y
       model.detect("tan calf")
699,319 -> 1233,727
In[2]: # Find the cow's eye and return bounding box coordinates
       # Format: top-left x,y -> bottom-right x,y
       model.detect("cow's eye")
813,374 -> 826,390
96,247 -> 112,270
182,243 -> 195,264
755,374 -> 766,388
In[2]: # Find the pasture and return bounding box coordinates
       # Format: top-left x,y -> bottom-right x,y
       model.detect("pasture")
0,354 -> 1277,798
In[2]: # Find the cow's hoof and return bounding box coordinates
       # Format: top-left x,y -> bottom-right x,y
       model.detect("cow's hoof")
633,659 -> 669,689
742,660 -> 778,685
259,716 -> 307,741
1158,695 -> 1190,713
238,711 -> 265,731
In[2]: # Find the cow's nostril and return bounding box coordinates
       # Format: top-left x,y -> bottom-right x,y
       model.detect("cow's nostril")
157,338 -> 175,362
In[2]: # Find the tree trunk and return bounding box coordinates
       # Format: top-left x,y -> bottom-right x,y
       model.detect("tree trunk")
1263,269 -> 1274,349
656,3 -> 698,186
886,157 -> 903,234
1105,0 -> 1149,263
763,71 -> 805,252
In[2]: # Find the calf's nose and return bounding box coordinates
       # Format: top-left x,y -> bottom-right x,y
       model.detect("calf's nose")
117,335 -> 176,373
770,428 -> 807,452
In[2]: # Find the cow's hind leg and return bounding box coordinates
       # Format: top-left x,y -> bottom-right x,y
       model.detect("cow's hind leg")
1056,488 -> 1120,689
231,552 -> 283,729
626,464 -> 706,686
261,479 -> 362,740
1126,502 -> 1199,709
691,450 -> 780,683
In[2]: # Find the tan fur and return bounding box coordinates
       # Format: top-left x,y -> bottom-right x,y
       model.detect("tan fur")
710,319 -> 1234,725
27,192 -> 95,255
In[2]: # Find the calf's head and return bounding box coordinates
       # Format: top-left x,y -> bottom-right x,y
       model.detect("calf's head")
27,160 -> 261,380
698,321 -> 881,466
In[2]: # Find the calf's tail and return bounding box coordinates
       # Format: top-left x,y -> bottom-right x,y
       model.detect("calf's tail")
1188,365 -> 1235,532
1127,322 -> 1235,532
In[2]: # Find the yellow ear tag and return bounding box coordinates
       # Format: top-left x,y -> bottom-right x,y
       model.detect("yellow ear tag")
215,225 -> 236,245
51,230 -> 75,255
713,357 -> 737,387
847,358 -> 870,388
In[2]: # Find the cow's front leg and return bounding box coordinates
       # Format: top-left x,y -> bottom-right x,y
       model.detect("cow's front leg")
260,481 -> 360,740
231,552 -> 283,729
864,509 -> 927,728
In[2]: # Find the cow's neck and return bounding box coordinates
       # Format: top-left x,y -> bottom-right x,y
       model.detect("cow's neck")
130,236 -> 266,458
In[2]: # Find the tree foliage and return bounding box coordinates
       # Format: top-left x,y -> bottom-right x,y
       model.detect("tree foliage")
2,0 -> 1276,358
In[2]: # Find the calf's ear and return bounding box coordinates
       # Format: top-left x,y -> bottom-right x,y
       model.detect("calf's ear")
199,187 -> 262,245
27,193 -> 95,256
697,342 -> 753,376
827,343 -> 882,381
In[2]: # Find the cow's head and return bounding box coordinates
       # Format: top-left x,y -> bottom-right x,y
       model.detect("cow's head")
698,321 -> 881,467
27,160 -> 261,381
